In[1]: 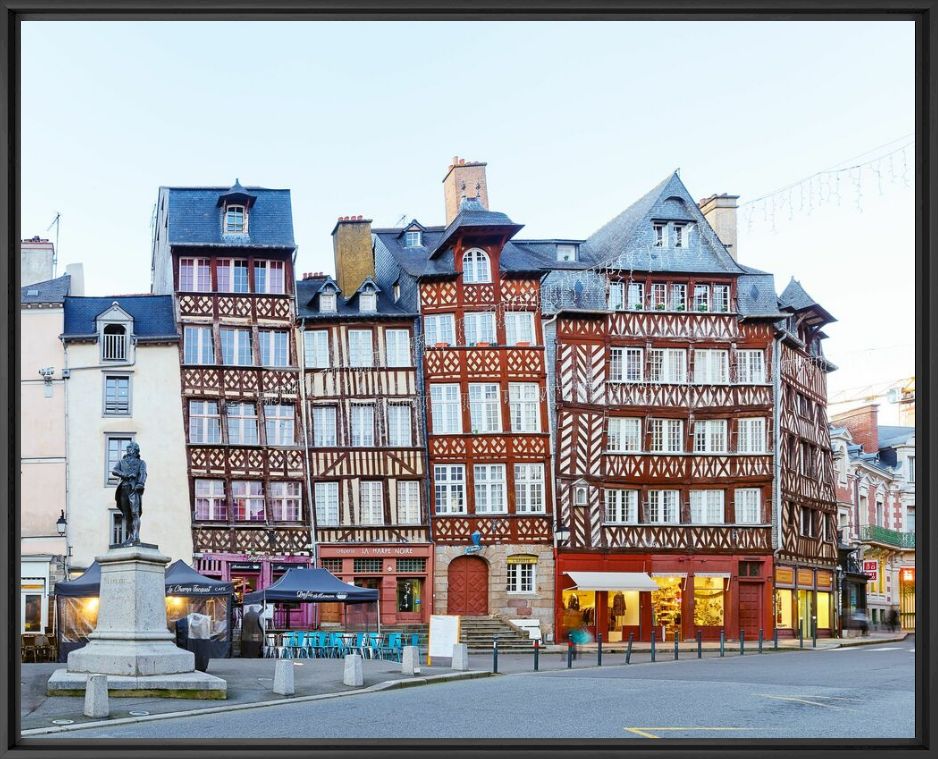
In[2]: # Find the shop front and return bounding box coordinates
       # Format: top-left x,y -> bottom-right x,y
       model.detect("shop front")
899,567 -> 915,630
774,564 -> 835,639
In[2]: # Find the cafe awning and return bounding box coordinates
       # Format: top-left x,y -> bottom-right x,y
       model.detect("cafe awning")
242,568 -> 378,605
566,571 -> 659,591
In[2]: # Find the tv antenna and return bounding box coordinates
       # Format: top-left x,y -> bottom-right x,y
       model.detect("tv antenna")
46,212 -> 61,276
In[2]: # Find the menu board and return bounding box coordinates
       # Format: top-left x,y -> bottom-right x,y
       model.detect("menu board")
428,614 -> 461,662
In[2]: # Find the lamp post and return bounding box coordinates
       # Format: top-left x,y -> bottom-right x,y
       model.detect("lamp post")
554,523 -> 570,548
56,509 -> 68,577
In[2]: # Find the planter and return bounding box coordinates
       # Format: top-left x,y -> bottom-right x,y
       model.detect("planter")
515,341 -> 531,347
434,342 -> 449,348
475,342 -> 491,347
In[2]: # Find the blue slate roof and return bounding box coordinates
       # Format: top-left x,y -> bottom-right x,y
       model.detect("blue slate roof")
20,274 -> 71,305
779,278 -> 835,324
878,425 -> 914,449
295,276 -> 417,321
62,295 -> 178,339
164,184 -> 295,249
429,197 -> 524,257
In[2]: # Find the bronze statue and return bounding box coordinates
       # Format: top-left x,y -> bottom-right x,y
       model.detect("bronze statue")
112,441 -> 147,545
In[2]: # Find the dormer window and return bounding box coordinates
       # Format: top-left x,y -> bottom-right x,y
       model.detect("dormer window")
557,244 -> 578,262
463,248 -> 491,284
653,223 -> 666,248
224,205 -> 247,234
360,290 -> 377,313
320,291 -> 337,314
404,230 -> 422,248
102,324 -> 127,361
393,282 -> 401,302
674,223 -> 689,248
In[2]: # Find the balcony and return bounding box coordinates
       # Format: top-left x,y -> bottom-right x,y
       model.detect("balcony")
860,524 -> 915,549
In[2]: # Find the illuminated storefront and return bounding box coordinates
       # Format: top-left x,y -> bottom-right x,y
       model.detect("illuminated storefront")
899,567 -> 915,630
773,565 -> 835,638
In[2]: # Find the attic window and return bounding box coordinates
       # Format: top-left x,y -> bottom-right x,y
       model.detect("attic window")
27,289 -> 39,296
224,205 -> 247,234
320,292 -> 337,313
463,248 -> 491,284
404,231 -> 422,248
393,282 -> 401,302
653,223 -> 666,248
360,290 -> 377,313
673,223 -> 689,248
102,324 -> 127,361
557,244 -> 577,262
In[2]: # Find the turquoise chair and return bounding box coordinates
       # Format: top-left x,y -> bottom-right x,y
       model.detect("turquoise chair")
382,632 -> 403,661
366,632 -> 381,659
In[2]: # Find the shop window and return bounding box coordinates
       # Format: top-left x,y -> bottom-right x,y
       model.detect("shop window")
320,558 -> 342,573
397,558 -> 426,573
561,589 -> 596,641
353,558 -> 382,573
816,591 -> 832,630
397,578 -> 423,613
775,588 -> 793,628
22,593 -> 43,633
607,591 -> 640,640
693,576 -> 725,627
652,577 -> 683,640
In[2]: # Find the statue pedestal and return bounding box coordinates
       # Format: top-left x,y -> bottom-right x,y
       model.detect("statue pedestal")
48,544 -> 226,699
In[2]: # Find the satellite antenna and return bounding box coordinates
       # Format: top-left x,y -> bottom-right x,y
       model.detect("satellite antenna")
394,214 -> 408,227
46,212 -> 61,276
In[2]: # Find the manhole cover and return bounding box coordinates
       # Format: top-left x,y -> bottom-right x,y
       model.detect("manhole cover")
51,719 -> 74,725
128,711 -> 150,716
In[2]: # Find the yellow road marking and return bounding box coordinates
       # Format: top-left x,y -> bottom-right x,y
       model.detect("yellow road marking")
624,727 -> 765,739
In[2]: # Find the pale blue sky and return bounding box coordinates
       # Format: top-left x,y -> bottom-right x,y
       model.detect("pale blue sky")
20,20 -> 915,411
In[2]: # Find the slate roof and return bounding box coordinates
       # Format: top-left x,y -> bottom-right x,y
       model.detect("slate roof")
779,278 -> 836,323
20,274 -> 71,305
429,197 -> 524,256
295,276 -> 417,321
164,184 -> 295,249
737,272 -> 786,318
62,295 -> 178,339
878,425 -> 914,448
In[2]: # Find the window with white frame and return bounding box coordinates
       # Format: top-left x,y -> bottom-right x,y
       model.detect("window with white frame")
507,560 -> 536,594
179,257 -> 211,292
514,464 -> 545,513
102,324 -> 127,361
648,348 -> 687,383
505,312 -> 536,345
463,248 -> 491,284
650,418 -> 684,453
474,464 -> 507,514
348,329 -> 374,367
670,283 -> 687,311
557,244 -> 577,262
627,282 -> 645,310
430,384 -> 461,434
397,481 -> 421,524
650,283 -> 668,309
469,383 -> 502,433
404,230 -> 422,248
194,479 -> 227,520
908,456 -> 915,483
608,281 -> 625,311
690,490 -> 725,524
319,291 -> 337,313
574,484 -> 588,507
653,223 -> 666,248
314,482 -> 339,525
312,405 -> 337,447
223,205 -> 247,234
605,489 -> 638,524
712,285 -> 730,313
253,260 -> 285,294
264,403 -> 295,446
304,330 -> 330,368
189,400 -> 222,444
259,330 -> 290,367
693,349 -> 729,384
227,402 -> 259,445
360,481 -> 384,525
105,435 -> 134,484
220,327 -> 253,366
232,480 -> 264,521
645,490 -> 680,524
359,290 -> 377,313
424,313 -> 456,346
464,312 -> 496,346
393,283 -> 401,302
693,284 -> 710,311
736,350 -> 765,383
387,403 -> 413,447
184,326 -> 214,365
508,383 -> 540,432
734,488 -> 761,524
269,481 -> 302,521
385,329 -> 411,367
350,404 -> 375,446
694,419 -> 727,453
610,347 -> 643,382
216,259 -> 250,292
104,375 -> 131,415
434,465 -> 466,514
673,223 -> 688,248
607,417 -> 642,452
737,418 -> 766,453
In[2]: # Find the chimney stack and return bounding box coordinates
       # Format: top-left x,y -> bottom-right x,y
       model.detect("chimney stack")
832,403 -> 880,454
20,236 -> 56,287
698,194 -> 739,260
65,263 -> 85,296
331,215 -> 374,296
442,156 -> 489,225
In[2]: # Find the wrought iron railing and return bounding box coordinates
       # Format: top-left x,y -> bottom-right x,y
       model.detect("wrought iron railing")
860,524 -> 915,549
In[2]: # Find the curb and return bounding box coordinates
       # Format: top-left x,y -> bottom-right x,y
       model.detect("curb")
20,671 -> 494,737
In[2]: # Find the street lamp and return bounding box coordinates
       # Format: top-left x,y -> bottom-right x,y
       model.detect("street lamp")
55,510 -> 67,536
554,523 -> 570,547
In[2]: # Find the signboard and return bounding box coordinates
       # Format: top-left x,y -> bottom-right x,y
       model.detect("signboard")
230,562 -> 262,572
427,614 -> 461,664
863,560 -> 879,582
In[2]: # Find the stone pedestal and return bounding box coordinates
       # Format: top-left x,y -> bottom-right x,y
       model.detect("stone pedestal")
343,654 -> 363,686
273,660 -> 295,696
84,674 -> 109,718
48,544 -> 226,699
401,645 -> 421,676
451,643 -> 470,671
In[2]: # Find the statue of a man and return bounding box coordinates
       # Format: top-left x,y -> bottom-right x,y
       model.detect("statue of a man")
112,441 -> 147,545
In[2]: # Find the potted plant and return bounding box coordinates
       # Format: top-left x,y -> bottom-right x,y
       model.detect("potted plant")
676,304 -> 686,312
655,303 -> 666,311
697,304 -> 709,312
632,303 -> 643,310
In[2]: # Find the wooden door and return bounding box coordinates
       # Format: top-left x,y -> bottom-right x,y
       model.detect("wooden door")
738,582 -> 763,637
447,557 -> 488,615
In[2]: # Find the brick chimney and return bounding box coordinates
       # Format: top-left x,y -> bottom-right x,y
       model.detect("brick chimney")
331,215 -> 374,296
443,156 -> 489,225
832,403 -> 879,453
698,194 -> 739,260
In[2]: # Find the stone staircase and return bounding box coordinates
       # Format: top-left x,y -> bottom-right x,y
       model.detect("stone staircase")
459,615 -> 536,652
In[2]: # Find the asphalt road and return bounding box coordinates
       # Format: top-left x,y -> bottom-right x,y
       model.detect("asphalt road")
35,641 -> 915,741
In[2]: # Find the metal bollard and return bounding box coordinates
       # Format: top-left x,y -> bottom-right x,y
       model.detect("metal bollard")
597,633 -> 603,667
696,631 -> 702,659
740,630 -> 745,656
567,640 -> 574,669
674,631 -> 679,660
493,637 -> 499,674
650,629 -> 656,662
774,627 -> 779,650
812,621 -> 817,649
758,629 -> 764,654
720,629 -> 725,657
799,626 -> 804,649
626,632 -> 634,664
534,639 -> 540,671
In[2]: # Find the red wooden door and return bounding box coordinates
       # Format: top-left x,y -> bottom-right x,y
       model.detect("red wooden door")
447,557 -> 488,615
738,582 -> 763,637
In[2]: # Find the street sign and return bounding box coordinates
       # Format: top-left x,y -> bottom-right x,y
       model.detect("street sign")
863,560 -> 878,582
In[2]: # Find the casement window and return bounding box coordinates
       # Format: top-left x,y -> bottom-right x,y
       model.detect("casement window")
217,259 -> 250,293
194,479 -> 227,521
508,383 -> 540,432
737,418 -> 766,453
314,482 -> 340,526
397,481 -> 421,524
653,223 -> 666,248
650,283 -> 668,309
424,313 -> 456,346
189,400 -> 221,444
319,291 -> 337,314
736,350 -> 765,383
404,230 -> 422,248
909,456 -> 916,483
387,403 -> 413,447
348,329 -> 374,367
259,330 -> 290,367
463,248 -> 491,284
507,560 -> 536,594
474,464 -> 507,514
669,283 -> 687,311
434,465 -> 466,514
469,383 -> 502,433
184,326 -> 215,365
690,490 -> 725,524
430,384 -> 462,434
608,281 -> 625,311
693,284 -> 710,311
105,435 -> 134,484
385,329 -> 411,367
556,244 -> 577,262
649,348 -> 687,383
253,260 -> 285,294
304,330 -> 330,368
464,312 -> 496,346
627,282 -> 645,310
350,404 -> 375,447
227,402 -> 259,445
610,347 -> 643,382
712,285 -> 730,313
650,418 -> 684,453
360,481 -> 384,525
694,419 -> 727,453
514,464 -> 545,513
312,406 -> 337,447
101,324 -> 127,361
269,481 -> 302,521
646,490 -> 680,524
223,205 -> 247,234
735,489 -> 762,524
607,417 -> 642,452
359,290 -> 377,313
673,223 -> 688,248
505,312 -> 536,345
605,489 -> 638,524
800,506 -> 816,537
232,481 -> 265,521
104,375 -> 131,415
179,257 -> 211,292
693,349 -> 729,384
265,403 -> 295,446
220,327 -> 253,366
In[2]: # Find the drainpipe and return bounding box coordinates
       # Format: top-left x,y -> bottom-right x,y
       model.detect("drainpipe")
297,324 -> 318,568
772,334 -> 782,551
542,310 -> 560,644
